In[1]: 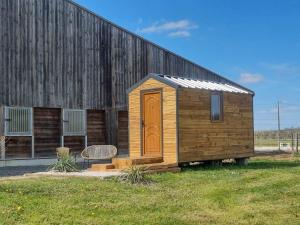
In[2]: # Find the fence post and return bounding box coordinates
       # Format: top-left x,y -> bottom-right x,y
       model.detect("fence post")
291,133 -> 294,151
0,136 -> 5,160
297,132 -> 299,153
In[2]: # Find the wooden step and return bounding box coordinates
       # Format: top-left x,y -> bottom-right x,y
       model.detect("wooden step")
131,156 -> 163,165
89,157 -> 179,173
112,157 -> 133,169
132,162 -> 180,173
89,163 -> 115,171
112,156 -> 164,169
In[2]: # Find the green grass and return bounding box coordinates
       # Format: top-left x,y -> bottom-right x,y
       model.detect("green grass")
255,138 -> 295,147
0,157 -> 300,225
255,138 -> 278,147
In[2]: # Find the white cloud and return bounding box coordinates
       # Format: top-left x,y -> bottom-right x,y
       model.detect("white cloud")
260,62 -> 299,76
168,30 -> 191,37
137,19 -> 198,38
257,105 -> 300,114
239,72 -> 264,84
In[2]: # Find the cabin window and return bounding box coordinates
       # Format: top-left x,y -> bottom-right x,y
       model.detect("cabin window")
4,107 -> 33,136
211,92 -> 223,121
63,109 -> 86,136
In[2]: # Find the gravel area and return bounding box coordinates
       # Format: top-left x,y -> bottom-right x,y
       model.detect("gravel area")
26,170 -> 123,179
0,159 -> 112,178
0,165 -> 49,177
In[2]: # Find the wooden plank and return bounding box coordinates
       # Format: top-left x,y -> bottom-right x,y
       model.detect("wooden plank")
87,109 -> 106,146
117,111 -> 129,155
0,106 -> 4,135
178,88 -> 254,163
5,136 -> 32,159
63,136 -> 85,154
34,108 -> 61,158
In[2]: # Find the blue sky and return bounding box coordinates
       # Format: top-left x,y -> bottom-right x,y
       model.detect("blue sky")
74,0 -> 300,130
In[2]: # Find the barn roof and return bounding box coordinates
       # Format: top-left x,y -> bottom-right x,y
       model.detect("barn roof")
128,74 -> 254,95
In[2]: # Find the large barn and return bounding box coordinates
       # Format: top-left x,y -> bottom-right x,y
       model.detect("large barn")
0,0 -> 254,167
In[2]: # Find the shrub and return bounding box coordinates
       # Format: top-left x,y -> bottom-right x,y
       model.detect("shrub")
49,155 -> 79,172
118,166 -> 151,185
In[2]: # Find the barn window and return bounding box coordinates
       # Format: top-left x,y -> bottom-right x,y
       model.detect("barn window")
4,107 -> 33,136
63,109 -> 86,136
211,92 -> 223,121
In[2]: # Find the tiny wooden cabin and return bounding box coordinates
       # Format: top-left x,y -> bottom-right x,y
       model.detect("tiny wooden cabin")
128,74 -> 255,164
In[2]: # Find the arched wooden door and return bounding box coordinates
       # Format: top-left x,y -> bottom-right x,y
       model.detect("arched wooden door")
142,90 -> 162,156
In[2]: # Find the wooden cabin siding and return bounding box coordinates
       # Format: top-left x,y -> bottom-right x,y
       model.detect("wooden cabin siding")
128,78 -> 177,164
178,88 -> 254,162
34,108 -> 61,158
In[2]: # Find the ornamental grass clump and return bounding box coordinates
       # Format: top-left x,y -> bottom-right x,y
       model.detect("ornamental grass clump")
49,155 -> 79,172
118,166 -> 151,185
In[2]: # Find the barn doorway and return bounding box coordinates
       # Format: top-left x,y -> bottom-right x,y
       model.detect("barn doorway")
142,90 -> 162,157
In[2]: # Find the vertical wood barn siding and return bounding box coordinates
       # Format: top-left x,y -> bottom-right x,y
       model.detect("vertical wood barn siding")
63,136 -> 85,154
5,137 -> 32,159
117,111 -> 129,155
0,0 -> 112,109
0,106 -> 4,135
87,110 -> 106,146
178,89 -> 254,163
34,108 -> 61,157
4,109 -> 107,159
128,78 -> 177,164
0,0 -> 237,110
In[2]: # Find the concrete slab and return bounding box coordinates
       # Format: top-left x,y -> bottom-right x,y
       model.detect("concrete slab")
24,170 -> 123,179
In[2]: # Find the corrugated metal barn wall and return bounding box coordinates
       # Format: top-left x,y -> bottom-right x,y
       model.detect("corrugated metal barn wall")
0,0 -> 233,144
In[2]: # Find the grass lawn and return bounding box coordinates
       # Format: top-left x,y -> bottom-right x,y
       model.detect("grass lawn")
0,156 -> 300,225
255,138 -> 278,147
255,138 -> 295,147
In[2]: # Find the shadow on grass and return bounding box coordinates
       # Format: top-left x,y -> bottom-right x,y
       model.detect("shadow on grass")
181,160 -> 300,172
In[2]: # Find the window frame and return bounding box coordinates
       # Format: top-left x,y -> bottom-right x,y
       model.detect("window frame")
62,109 -> 87,136
210,92 -> 224,122
4,107 -> 33,136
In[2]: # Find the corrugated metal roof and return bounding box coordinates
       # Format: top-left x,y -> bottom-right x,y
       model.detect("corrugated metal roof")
157,74 -> 252,94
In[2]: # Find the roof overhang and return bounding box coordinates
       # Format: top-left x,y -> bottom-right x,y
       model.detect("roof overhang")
127,73 -> 255,96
